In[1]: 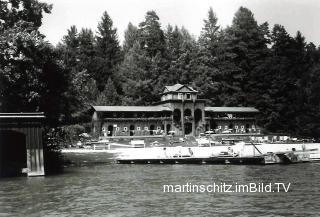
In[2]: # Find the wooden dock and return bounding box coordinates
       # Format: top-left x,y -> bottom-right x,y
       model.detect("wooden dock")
115,156 -> 266,165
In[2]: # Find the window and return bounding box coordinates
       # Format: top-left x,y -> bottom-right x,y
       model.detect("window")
123,127 -> 128,132
144,127 -> 148,130
186,93 -> 191,99
178,93 -> 183,99
137,127 -> 141,131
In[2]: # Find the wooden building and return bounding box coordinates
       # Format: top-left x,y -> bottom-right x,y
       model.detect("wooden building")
205,107 -> 260,133
0,113 -> 45,177
92,84 -> 260,137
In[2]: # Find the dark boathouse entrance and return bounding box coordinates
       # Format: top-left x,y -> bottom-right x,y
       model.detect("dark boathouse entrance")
0,113 -> 45,177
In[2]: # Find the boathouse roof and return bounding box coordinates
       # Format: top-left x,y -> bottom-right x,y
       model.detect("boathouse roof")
92,106 -> 171,112
163,84 -> 198,94
205,107 -> 259,113
0,112 -> 45,119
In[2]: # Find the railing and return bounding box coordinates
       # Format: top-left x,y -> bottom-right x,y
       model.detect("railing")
103,117 -> 172,121
184,116 -> 193,121
112,130 -> 165,137
205,117 -> 256,120
213,128 -> 261,134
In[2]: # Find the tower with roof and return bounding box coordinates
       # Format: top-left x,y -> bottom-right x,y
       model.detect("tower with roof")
155,84 -> 207,136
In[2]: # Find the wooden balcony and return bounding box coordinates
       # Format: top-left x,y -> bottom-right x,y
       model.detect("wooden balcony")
103,117 -> 172,122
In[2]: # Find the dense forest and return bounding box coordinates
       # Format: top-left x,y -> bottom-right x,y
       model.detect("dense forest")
1,0 -> 320,138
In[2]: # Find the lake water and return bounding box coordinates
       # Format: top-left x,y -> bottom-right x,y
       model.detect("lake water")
1,152 -> 320,217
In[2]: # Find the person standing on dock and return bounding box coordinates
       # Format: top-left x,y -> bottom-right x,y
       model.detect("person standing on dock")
188,148 -> 194,157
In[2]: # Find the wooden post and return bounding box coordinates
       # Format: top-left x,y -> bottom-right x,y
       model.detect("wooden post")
181,103 -> 185,136
192,101 -> 196,136
164,121 -> 167,135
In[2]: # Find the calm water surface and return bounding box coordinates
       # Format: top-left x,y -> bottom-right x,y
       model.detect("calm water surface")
1,153 -> 320,217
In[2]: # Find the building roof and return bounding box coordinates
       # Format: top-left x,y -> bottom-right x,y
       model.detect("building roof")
163,84 -> 197,94
164,84 -> 184,92
0,112 -> 45,119
92,106 -> 172,112
205,107 -> 259,113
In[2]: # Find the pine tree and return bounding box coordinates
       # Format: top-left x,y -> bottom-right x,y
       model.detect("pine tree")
56,26 -> 101,122
139,10 -> 166,57
60,25 -> 79,71
260,25 -> 312,135
165,25 -> 186,84
78,28 -> 95,66
123,22 -> 139,54
120,42 -> 156,105
78,28 -> 97,80
220,7 -> 270,106
95,78 -> 120,106
199,7 -> 220,53
193,8 -> 222,105
94,11 -> 122,91
127,10 -> 170,98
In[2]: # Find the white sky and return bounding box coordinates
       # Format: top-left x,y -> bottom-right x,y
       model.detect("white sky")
39,0 -> 320,46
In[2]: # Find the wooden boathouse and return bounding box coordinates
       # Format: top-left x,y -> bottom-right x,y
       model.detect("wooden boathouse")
0,113 -> 45,177
92,84 -> 260,138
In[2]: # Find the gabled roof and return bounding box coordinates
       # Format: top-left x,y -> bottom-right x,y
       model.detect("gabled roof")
163,84 -> 198,94
205,107 -> 259,113
92,106 -> 171,112
164,84 -> 184,92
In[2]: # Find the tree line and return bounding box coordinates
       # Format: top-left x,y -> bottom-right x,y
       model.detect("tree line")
1,0 -> 320,137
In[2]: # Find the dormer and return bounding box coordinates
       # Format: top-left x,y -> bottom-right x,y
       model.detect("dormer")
160,84 -> 198,101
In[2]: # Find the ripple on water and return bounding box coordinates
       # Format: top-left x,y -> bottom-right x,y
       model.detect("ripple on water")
0,153 -> 320,216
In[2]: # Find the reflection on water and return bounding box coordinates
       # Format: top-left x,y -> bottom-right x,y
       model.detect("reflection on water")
1,153 -> 320,217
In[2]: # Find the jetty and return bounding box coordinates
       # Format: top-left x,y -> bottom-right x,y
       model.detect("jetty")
112,142 -> 320,165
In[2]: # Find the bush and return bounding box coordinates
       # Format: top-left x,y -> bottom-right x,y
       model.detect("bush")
43,127 -> 64,174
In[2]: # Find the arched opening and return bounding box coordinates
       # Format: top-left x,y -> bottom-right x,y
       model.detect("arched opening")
184,109 -> 192,117
205,124 -> 210,131
0,130 -> 27,177
210,120 -> 216,131
166,124 -> 171,134
184,123 -> 193,135
129,125 -> 135,136
150,125 -> 155,135
107,125 -> 113,136
194,109 -> 202,123
246,123 -> 250,133
229,123 -> 234,133
173,109 -> 181,123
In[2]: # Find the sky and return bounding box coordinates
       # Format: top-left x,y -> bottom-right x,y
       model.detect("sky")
39,0 -> 320,46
